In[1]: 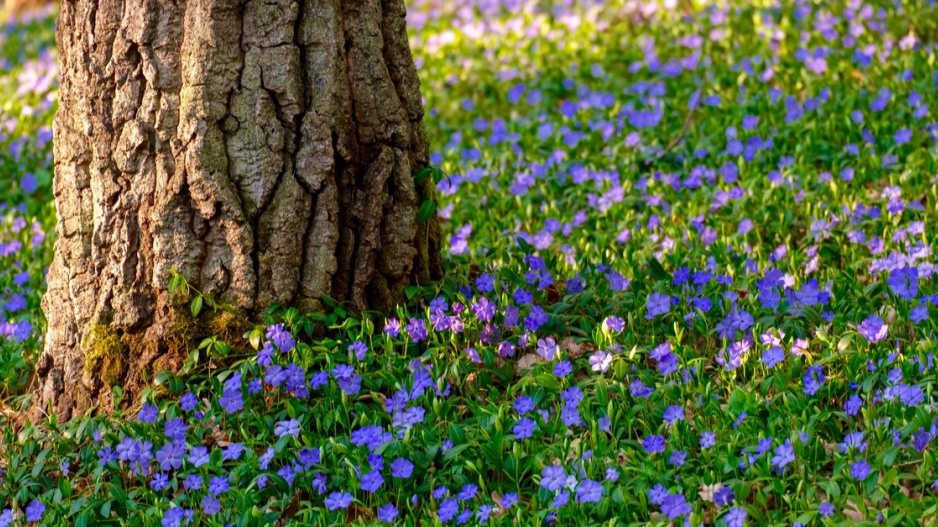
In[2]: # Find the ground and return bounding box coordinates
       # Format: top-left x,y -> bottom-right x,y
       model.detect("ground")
1,1 -> 938,526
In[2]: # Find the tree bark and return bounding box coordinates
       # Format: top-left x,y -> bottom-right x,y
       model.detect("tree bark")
32,0 -> 441,421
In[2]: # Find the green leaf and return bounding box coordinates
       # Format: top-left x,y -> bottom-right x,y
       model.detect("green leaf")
168,273 -> 182,293
647,256 -> 671,281
418,199 -> 436,223
405,285 -> 421,300
32,447 -> 50,479
516,237 -> 534,254
60,477 -> 72,499
414,166 -> 433,186
191,295 -> 204,317
248,328 -> 263,350
213,341 -> 231,357
443,443 -> 471,461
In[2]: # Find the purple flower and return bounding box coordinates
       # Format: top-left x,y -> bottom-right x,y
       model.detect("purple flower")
850,459 -> 872,480
184,474 -> 203,491
405,318 -> 428,342
760,346 -> 785,368
771,440 -> 795,471
156,442 -> 185,471
325,492 -> 353,510
377,504 -> 399,522
188,446 -> 209,468
603,316 -> 625,332
384,318 -> 401,337
661,493 -> 692,519
669,450 -> 687,467
819,501 -> 835,517
554,360 -> 572,377
575,479 -> 603,503
514,396 -> 534,415
274,419 -> 300,438
643,435 -> 666,454
513,417 -> 536,440
589,350 -> 613,372
456,484 -> 478,502
391,458 -> 414,478
713,486 -> 734,506
858,315 -> 888,343
25,499 -> 44,522
266,323 -> 295,352
894,129 -> 912,145
201,495 -> 221,516
180,392 -> 198,412
725,507 -> 748,527
208,476 -> 229,496
650,342 -> 678,376
540,465 -> 567,492
151,472 -> 170,491
551,490 -> 570,508
502,493 -> 519,507
361,470 -> 384,493
663,405 -> 684,425
437,498 -> 458,522
348,340 -> 368,361
803,365 -> 825,395
137,403 -> 158,424
646,293 -> 671,319
844,394 -> 863,416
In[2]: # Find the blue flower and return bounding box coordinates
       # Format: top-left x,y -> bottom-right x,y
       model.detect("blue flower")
725,507 -> 748,527
137,403 -> 158,424
661,493 -> 691,519
391,458 -> 414,478
437,498 -> 458,522
325,492 -> 353,510
844,394 -> 862,416
540,465 -> 567,492
502,493 -> 519,507
201,495 -> 221,516
771,440 -> 795,471
377,504 -> 399,522
760,346 -> 785,368
575,479 -> 603,503
643,435 -> 666,454
361,470 -> 384,493
663,405 -> 684,425
850,459 -> 872,480
513,417 -> 536,439
208,476 -> 229,496
274,418 -> 300,438
553,360 -> 572,377
714,486 -> 734,506
25,499 -> 44,522
188,446 -> 210,468
646,292 -> 671,319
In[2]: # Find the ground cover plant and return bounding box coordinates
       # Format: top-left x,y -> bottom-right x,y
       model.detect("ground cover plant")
1,0 -> 938,525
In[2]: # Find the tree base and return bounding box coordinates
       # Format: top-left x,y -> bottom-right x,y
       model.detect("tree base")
32,0 -> 441,422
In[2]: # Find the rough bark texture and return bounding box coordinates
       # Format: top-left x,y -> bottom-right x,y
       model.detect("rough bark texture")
33,0 -> 441,421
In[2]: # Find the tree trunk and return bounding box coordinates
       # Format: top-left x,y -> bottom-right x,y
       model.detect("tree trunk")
32,0 -> 441,421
